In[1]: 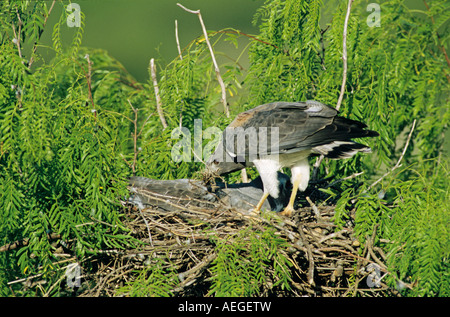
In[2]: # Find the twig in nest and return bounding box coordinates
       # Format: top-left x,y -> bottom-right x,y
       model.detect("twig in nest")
305,196 -> 322,221
0,233 -> 61,252
177,3 -> 230,118
173,253 -> 216,292
298,225 -> 315,286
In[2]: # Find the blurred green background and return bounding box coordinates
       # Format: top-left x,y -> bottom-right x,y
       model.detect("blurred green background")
41,0 -> 263,82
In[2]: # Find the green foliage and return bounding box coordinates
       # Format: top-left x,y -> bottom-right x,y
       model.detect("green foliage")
246,0 -> 448,297
116,257 -> 179,297
380,161 -> 448,296
0,2 -> 139,296
209,225 -> 292,296
242,0 -> 449,297
345,160 -> 449,296
248,0 -> 449,179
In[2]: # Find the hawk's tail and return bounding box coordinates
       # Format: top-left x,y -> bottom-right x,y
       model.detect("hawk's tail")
313,141 -> 372,159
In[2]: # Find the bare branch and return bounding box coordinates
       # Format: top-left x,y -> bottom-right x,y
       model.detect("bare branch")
365,119 -> 417,193
177,3 -> 230,118
175,20 -> 183,60
84,54 -> 96,117
11,10 -> 23,61
28,0 -> 56,69
336,0 -> 353,111
306,196 -> 322,221
150,58 -> 168,130
176,3 -> 199,14
313,0 -> 353,175
423,0 -> 450,82
127,100 -> 140,176
322,172 -> 365,190
311,155 -> 324,180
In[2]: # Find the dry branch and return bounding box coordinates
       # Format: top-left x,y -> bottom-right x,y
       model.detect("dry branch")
84,54 -> 96,112
365,119 -> 417,193
28,0 -> 56,69
314,0 -> 353,177
150,58 -> 168,130
336,0 -> 354,111
177,3 -> 230,118
175,20 -> 183,60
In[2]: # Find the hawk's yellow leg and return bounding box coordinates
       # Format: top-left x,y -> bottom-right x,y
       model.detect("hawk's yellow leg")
279,174 -> 301,217
252,191 -> 270,214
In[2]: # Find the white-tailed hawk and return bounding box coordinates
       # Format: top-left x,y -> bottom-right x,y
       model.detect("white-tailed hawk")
206,100 -> 379,216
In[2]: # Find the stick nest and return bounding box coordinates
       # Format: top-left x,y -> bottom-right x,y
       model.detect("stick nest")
76,192 -> 399,297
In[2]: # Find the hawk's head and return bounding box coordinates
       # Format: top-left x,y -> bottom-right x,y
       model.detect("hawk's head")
205,142 -> 245,176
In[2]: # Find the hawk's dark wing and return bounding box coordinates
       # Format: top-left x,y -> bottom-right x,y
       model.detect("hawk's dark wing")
228,100 -> 378,155
207,101 -> 379,174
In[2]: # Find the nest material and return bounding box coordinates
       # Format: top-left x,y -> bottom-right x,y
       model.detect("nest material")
78,191 -> 399,297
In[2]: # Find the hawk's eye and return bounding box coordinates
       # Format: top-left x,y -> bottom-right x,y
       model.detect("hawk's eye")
213,159 -> 219,165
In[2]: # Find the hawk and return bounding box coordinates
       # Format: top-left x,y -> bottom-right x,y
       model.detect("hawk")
206,100 -> 379,216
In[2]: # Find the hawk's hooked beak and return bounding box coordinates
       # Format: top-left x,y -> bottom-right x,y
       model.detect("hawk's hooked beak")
205,151 -> 246,176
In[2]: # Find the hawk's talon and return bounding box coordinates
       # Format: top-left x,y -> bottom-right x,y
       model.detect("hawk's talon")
249,208 -> 261,216
279,206 -> 294,217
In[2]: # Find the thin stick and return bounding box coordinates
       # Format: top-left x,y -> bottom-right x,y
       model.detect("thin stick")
311,155 -> 324,180
177,3 -> 230,118
28,0 -> 56,69
11,10 -> 23,61
325,171 -> 364,189
298,225 -> 315,286
149,58 -> 168,130
175,20 -> 183,60
336,0 -> 353,111
306,196 -> 322,221
365,119 -> 417,193
127,100 -> 140,176
312,0 -> 352,175
0,233 -> 61,252
84,54 -> 95,113
423,0 -> 450,82
139,208 -> 153,247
